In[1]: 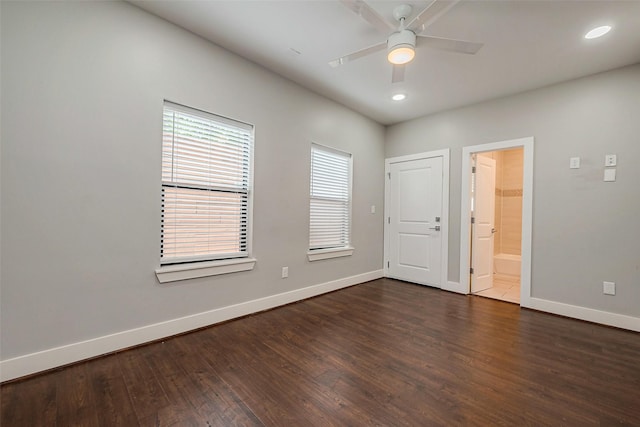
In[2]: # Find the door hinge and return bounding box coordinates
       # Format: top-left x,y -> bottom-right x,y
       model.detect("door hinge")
387,261 -> 390,268
471,217 -> 475,224
472,166 -> 476,173
470,267 -> 474,274
388,217 -> 391,224
387,172 -> 391,179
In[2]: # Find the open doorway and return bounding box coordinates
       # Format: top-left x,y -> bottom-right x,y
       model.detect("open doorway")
459,137 -> 534,308
471,149 -> 523,304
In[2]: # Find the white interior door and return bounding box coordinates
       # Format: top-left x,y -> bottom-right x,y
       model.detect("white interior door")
387,157 -> 443,287
471,155 -> 496,293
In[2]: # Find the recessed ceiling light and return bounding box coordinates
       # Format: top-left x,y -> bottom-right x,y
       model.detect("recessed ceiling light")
585,25 -> 612,39
392,93 -> 407,101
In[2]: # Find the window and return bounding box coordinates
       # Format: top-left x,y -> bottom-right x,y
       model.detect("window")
309,143 -> 353,260
161,101 -> 253,266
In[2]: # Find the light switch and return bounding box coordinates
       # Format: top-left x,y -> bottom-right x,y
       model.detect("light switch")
370,205 -> 376,214
603,281 -> 615,295
604,168 -> 616,182
569,157 -> 580,169
605,154 -> 617,167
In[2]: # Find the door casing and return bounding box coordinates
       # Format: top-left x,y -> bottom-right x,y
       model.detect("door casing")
460,137 -> 534,307
384,149 -> 451,292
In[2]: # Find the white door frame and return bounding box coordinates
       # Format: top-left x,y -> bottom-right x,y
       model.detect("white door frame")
459,137 -> 534,307
384,149 -> 451,291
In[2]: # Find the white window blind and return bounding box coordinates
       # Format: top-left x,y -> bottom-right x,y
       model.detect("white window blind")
161,101 -> 253,264
309,144 -> 352,250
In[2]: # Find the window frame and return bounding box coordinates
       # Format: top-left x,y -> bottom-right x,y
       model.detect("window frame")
307,142 -> 354,261
156,101 -> 256,282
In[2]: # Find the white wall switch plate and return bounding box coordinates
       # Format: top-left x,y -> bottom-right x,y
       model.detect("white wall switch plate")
281,267 -> 288,278
370,205 -> 376,214
603,281 -> 615,295
604,168 -> 616,182
605,154 -> 617,167
569,157 -> 580,169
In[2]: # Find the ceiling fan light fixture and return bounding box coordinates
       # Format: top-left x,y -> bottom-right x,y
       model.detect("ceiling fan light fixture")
392,93 -> 407,101
387,30 -> 417,65
388,46 -> 415,65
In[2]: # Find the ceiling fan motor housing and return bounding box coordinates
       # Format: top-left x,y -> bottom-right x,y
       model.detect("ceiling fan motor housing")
388,29 -> 416,52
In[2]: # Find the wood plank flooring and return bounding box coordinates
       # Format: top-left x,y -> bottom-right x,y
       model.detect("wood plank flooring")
2,278 -> 640,426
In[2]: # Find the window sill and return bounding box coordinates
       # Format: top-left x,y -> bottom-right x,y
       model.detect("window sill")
155,258 -> 257,284
307,247 -> 354,262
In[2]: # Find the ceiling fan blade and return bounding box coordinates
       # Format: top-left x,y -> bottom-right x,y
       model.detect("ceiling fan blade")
407,0 -> 461,34
329,42 -> 386,68
417,35 -> 483,55
392,65 -> 405,83
340,0 -> 394,34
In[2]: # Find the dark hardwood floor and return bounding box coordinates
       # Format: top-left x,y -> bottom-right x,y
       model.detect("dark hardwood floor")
2,278 -> 640,426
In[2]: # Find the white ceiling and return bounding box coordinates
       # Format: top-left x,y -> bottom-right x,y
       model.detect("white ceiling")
131,0 -> 640,125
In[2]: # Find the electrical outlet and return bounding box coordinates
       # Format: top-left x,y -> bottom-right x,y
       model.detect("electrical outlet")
605,154 -> 617,167
282,267 -> 288,279
603,281 -> 615,295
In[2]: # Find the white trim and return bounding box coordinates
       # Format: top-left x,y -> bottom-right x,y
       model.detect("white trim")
307,246 -> 354,261
520,139 -> 534,307
459,137 -> 534,306
0,270 -> 384,382
529,298 -> 640,332
440,151 -> 451,292
384,150 -> 449,164
155,258 -> 257,283
384,149 -> 450,290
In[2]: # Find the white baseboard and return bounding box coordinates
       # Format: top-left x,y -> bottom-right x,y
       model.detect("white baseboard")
528,297 -> 640,332
1,270 -> 383,382
403,278 -> 639,332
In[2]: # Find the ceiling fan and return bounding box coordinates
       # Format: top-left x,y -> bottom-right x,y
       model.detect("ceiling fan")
330,0 -> 483,83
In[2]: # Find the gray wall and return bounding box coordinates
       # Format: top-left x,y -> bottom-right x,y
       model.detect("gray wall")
0,2 -> 385,360
386,64 -> 640,317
